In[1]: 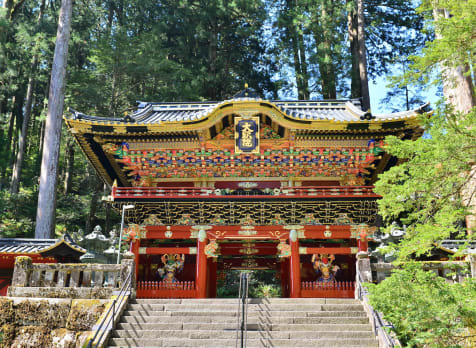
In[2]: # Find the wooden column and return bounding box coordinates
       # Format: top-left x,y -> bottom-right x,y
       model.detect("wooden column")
130,239 -> 140,284
357,225 -> 369,253
289,229 -> 301,298
196,230 -> 208,298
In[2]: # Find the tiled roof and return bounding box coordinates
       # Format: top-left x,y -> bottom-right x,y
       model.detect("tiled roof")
439,240 -> 476,254
68,98 -> 429,124
0,238 -> 56,253
0,234 -> 86,254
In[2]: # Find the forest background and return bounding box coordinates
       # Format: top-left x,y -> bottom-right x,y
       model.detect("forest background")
0,0 -> 431,238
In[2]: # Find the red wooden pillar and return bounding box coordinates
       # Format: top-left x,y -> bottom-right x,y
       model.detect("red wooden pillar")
358,226 -> 369,253
289,230 -> 301,298
130,239 -> 140,283
196,231 -> 208,298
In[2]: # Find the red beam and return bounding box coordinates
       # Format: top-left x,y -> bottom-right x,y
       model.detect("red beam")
300,247 -> 356,255
139,247 -> 195,255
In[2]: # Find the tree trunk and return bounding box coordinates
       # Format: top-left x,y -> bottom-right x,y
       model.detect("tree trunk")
35,0 -> 73,239
347,0 -> 361,99
318,1 -> 336,99
432,8 -> 476,235
11,0 -> 46,193
297,30 -> 310,100
85,179 -> 103,234
356,0 -> 370,111
5,95 -> 16,156
10,74 -> 35,193
63,136 -> 74,194
104,183 -> 111,233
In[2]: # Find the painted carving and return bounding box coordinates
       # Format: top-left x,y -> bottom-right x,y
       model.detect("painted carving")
122,224 -> 144,242
210,215 -> 226,225
157,254 -> 185,283
277,241 -> 291,258
270,213 -> 286,225
335,213 -> 353,225
177,214 -> 196,225
312,254 -> 340,282
239,214 -> 256,226
143,214 -> 163,226
300,213 -> 321,225
204,240 -> 220,258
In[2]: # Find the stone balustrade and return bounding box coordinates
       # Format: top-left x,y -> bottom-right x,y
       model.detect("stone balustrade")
7,256 -> 135,299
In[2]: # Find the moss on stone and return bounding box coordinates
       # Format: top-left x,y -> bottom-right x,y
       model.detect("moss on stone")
0,299 -> 14,326
66,300 -> 106,331
0,324 -> 15,348
15,300 -> 70,328
90,287 -> 112,299
14,256 -> 32,266
12,325 -> 51,348
51,328 -> 77,348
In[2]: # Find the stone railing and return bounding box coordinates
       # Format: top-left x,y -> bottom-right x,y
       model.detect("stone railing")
7,256 -> 135,299
372,260 -> 473,283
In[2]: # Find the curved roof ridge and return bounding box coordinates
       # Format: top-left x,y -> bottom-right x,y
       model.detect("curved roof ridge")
373,102 -> 430,120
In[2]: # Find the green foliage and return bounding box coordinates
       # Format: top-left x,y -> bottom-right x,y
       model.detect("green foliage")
404,0 -> 475,87
374,107 -> 476,260
368,263 -> 476,347
216,269 -> 282,298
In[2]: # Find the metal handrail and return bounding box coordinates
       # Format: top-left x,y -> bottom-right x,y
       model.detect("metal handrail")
87,269 -> 133,348
356,269 -> 396,348
236,272 -> 250,348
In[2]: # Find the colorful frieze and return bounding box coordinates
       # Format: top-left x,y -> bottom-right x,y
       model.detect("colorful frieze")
117,199 -> 379,226
103,141 -> 384,184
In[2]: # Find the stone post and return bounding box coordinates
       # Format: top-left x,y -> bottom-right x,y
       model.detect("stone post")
11,256 -> 33,287
356,251 -> 372,283
120,254 -> 136,299
470,254 -> 476,279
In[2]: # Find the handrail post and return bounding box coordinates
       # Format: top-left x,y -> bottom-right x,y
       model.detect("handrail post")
236,272 -> 250,348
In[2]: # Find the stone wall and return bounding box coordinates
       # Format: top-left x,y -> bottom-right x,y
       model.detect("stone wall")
0,297 -> 107,348
7,256 -> 134,299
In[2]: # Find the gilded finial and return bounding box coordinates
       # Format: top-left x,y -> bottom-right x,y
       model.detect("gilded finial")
244,83 -> 248,89
113,179 -> 118,188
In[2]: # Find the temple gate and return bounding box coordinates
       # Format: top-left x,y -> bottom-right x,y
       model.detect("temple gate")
65,87 -> 425,298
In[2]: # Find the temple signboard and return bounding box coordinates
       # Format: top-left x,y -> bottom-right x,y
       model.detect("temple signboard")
235,116 -> 259,154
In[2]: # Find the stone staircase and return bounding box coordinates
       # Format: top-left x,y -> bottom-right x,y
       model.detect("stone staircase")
108,298 -> 379,347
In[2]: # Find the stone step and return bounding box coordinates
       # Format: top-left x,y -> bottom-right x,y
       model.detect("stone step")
116,322 -> 373,332
112,329 -> 375,340
123,309 -> 368,318
108,337 -> 378,347
120,314 -> 370,324
127,303 -> 364,312
132,298 -> 359,305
